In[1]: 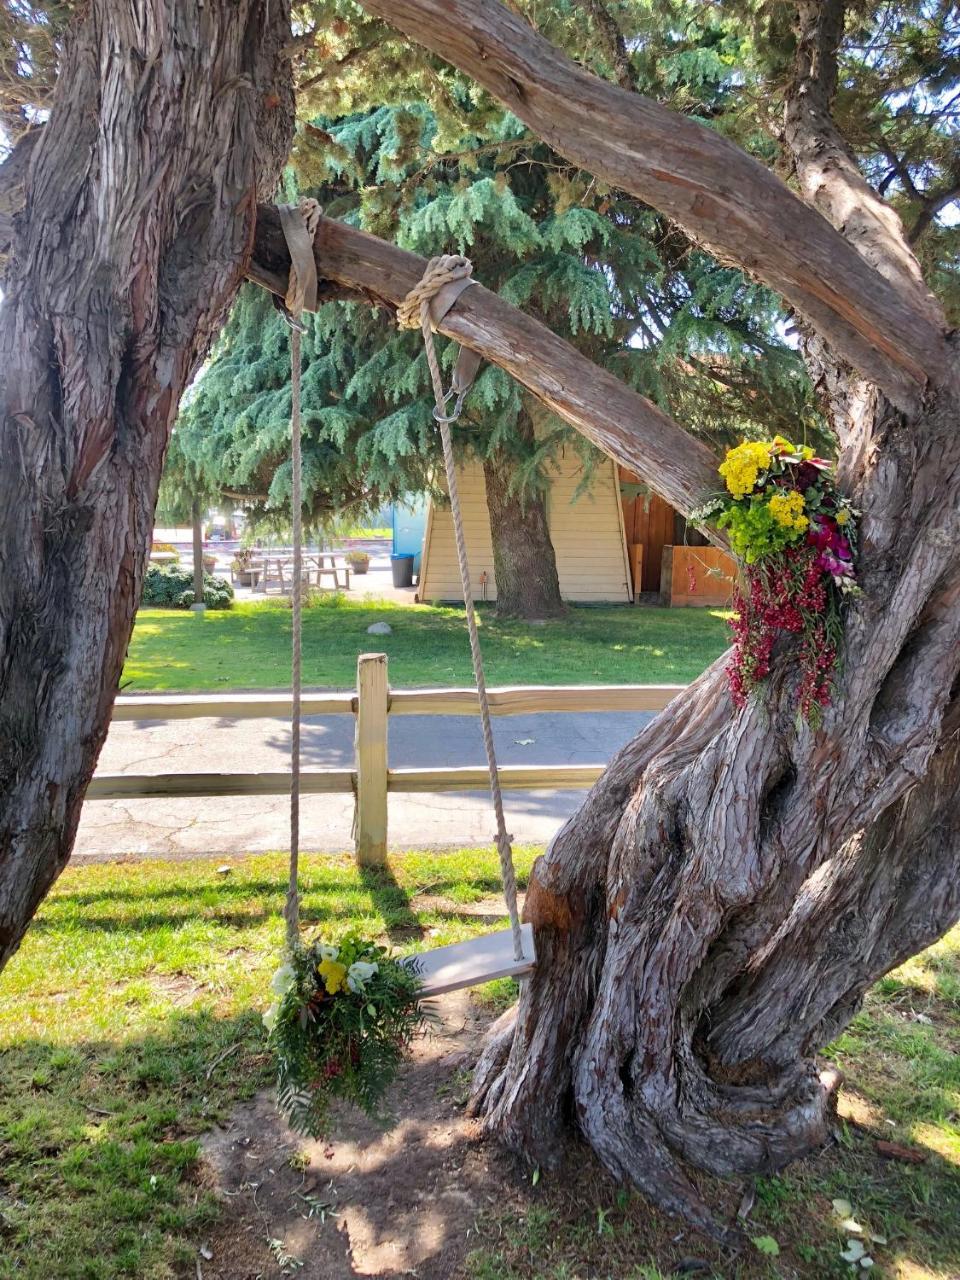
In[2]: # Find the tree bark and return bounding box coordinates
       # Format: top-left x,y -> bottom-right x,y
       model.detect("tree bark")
342,0 -> 960,1245
469,401 -> 960,1236
482,431 -> 564,620
0,0 -> 294,970
192,501 -> 205,607
250,209 -> 720,520
358,0 -> 953,410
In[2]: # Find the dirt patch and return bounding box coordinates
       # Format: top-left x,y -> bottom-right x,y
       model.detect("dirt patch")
197,988 -> 526,1278
151,972 -> 207,1004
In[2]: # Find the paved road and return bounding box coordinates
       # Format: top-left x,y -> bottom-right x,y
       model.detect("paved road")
74,710 -> 653,859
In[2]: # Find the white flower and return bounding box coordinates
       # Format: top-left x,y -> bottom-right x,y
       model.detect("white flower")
346,960 -> 378,993
270,962 -> 296,996
317,943 -> 339,961
263,1000 -> 280,1033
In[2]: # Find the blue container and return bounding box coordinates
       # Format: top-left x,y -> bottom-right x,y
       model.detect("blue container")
392,497 -> 427,574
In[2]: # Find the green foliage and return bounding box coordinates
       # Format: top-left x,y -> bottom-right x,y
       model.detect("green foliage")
141,565 -> 234,610
266,933 -> 427,1137
718,496 -> 798,563
168,7 -> 823,525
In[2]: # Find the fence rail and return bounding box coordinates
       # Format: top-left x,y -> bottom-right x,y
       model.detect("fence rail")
99,657 -> 683,862
111,683 -> 684,721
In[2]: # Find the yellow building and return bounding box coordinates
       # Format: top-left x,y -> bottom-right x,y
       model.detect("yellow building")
417,452 -> 737,607
418,449 -> 633,605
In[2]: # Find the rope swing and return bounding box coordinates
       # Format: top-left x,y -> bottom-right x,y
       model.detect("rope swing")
396,255 -> 524,964
277,210 -> 533,994
278,197 -> 322,951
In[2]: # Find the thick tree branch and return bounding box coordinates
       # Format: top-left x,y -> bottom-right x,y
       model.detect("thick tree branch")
251,206 -> 720,518
0,126 -> 40,262
909,178 -> 960,245
356,0 -> 952,409
784,1 -> 945,337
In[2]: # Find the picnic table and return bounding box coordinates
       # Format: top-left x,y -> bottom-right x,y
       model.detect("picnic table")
251,552 -> 350,594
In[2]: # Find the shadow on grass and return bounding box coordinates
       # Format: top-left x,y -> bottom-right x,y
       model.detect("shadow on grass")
359,863 -> 426,945
0,1003 -> 513,1280
6,1004 -> 960,1280
0,1009 -> 267,1280
4,924 -> 960,1280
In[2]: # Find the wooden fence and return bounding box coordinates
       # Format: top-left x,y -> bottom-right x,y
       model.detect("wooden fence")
91,655 -> 683,863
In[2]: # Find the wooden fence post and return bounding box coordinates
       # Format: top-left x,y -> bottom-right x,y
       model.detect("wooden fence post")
355,652 -> 389,864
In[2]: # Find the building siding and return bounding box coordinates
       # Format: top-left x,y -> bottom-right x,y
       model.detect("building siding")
419,450 -> 631,604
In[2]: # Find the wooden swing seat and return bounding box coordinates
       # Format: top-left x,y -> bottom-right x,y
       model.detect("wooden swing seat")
406,922 -> 535,997
277,216 -> 536,1004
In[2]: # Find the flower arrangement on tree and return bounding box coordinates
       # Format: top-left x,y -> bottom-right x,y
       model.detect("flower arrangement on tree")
695,436 -> 857,723
265,933 -> 426,1137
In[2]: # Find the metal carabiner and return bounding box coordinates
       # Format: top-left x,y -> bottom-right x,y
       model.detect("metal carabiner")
279,305 -> 307,334
432,387 -> 468,425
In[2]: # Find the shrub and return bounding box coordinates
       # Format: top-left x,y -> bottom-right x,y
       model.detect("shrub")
142,564 -> 234,609
151,541 -> 179,556
305,589 -> 348,609
345,550 -> 370,571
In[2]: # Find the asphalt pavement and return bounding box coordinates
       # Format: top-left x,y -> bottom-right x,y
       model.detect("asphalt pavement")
74,709 -> 653,859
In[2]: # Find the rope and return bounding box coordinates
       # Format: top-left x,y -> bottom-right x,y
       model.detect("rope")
286,322 -> 303,951
281,198 -> 322,952
400,257 -> 524,962
395,254 -> 474,332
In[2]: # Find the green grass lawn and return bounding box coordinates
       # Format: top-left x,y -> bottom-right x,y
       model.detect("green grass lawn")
1,850 -> 958,1279
123,598 -> 731,692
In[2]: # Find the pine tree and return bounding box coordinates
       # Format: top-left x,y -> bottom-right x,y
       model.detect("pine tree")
170,21 -> 819,615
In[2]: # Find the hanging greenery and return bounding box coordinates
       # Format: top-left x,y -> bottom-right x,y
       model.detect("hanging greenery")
694,438 -> 858,723
265,933 -> 427,1137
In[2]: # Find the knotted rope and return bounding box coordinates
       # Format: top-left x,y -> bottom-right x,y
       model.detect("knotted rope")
398,256 -> 524,963
280,197 -> 322,951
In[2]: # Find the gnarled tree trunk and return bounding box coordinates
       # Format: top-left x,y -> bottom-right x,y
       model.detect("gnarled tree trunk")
356,0 -> 960,1241
0,0 -> 294,968
470,381 -> 960,1237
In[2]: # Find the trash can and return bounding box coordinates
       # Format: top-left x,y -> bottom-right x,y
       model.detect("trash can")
391,553 -> 414,589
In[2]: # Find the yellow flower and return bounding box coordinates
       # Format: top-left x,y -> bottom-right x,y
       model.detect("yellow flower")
836,508 -> 849,526
767,490 -> 809,531
318,959 -> 348,994
718,441 -> 772,497
801,446 -> 814,460
772,435 -> 795,453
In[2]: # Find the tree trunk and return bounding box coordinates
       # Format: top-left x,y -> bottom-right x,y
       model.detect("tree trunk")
469,377 -> 960,1240
340,0 -> 960,1241
482,425 -> 564,620
0,0 -> 294,970
192,501 -> 205,607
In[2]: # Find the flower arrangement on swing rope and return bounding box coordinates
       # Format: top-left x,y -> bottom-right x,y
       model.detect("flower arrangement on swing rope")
264,933 -> 427,1138
692,436 -> 858,724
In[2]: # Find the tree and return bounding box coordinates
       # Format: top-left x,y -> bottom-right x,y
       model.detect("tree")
177,90 -> 812,617
156,433 -> 223,607
0,0 -> 295,963
2,0 -> 959,1246
338,0 -> 960,1240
